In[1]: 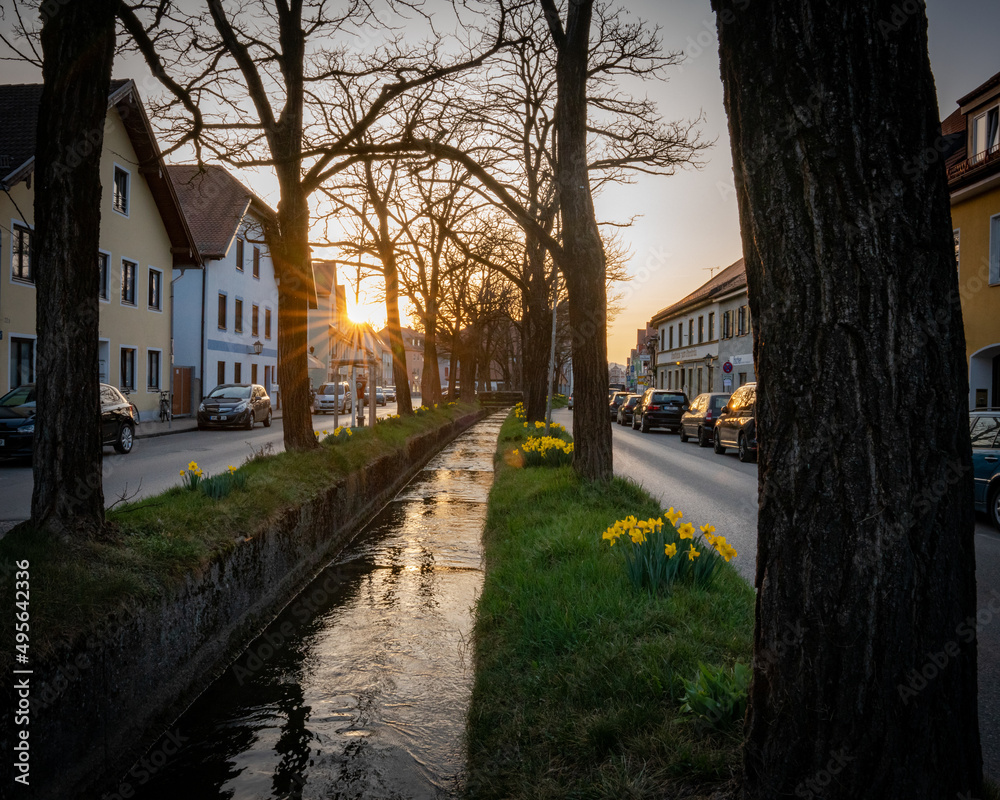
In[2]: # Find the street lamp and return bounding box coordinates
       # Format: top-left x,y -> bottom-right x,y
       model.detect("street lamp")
251,340 -> 263,356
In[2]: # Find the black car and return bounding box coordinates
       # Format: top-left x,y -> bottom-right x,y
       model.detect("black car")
679,392 -> 731,447
609,391 -> 629,420
635,389 -> 689,433
713,382 -> 757,462
0,382 -> 137,459
198,383 -> 272,430
616,394 -> 642,426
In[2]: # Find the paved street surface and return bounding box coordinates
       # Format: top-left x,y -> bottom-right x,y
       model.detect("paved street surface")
553,407 -> 1000,783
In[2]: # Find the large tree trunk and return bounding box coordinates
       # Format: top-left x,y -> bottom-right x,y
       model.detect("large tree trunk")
521,235 -> 552,421
543,0 -> 612,482
272,177 -> 318,451
421,311 -> 443,406
30,0 -> 118,538
712,3 -> 982,798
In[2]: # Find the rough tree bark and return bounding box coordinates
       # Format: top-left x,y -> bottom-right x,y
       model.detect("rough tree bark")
540,0 -> 612,482
712,2 -> 983,797
30,0 -> 119,538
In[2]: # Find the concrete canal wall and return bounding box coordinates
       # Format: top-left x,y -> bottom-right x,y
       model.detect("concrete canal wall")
31,409 -> 487,800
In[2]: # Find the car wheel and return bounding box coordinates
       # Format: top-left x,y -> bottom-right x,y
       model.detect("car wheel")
632,416 -> 640,430
698,426 -> 710,447
679,425 -> 689,443
738,433 -> 756,463
990,486 -> 1000,530
263,409 -> 272,428
245,413 -> 255,431
114,423 -> 134,454
714,429 -> 726,454
640,415 -> 650,433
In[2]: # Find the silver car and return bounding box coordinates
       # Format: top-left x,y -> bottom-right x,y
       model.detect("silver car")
313,382 -> 352,414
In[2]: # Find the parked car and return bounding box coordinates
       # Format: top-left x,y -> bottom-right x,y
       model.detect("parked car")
680,392 -> 732,447
970,409 -> 1000,528
0,382 -> 137,458
609,391 -> 629,420
713,382 -> 757,462
635,389 -> 689,433
375,387 -> 387,406
384,386 -> 397,402
617,394 -> 642,426
313,381 -> 352,414
198,383 -> 272,430
568,394 -> 574,410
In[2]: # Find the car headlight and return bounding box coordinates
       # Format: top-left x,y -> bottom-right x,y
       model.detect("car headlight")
234,401 -> 249,412
20,424 -> 34,434
198,402 -> 206,413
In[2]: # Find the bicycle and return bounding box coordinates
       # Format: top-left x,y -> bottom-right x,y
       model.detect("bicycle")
158,390 -> 172,423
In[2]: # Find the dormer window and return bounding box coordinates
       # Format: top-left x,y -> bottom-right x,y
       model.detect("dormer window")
113,165 -> 130,215
972,107 -> 999,164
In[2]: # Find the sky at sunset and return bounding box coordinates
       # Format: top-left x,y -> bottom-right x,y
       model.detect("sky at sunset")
2,1 -> 998,361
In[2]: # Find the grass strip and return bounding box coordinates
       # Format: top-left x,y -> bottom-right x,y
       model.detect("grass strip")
0,402 -> 479,670
465,413 -> 755,799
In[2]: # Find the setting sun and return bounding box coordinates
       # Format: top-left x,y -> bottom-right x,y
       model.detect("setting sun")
345,296 -> 386,330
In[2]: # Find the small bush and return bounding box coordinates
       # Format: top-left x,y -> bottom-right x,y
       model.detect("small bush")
199,466 -> 249,500
679,661 -> 751,733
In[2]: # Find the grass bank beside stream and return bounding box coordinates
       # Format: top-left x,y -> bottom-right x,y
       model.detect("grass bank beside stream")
0,402 -> 479,671
465,413 -> 755,799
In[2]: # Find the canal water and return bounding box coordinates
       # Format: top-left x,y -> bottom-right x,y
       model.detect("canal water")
127,414 -> 503,800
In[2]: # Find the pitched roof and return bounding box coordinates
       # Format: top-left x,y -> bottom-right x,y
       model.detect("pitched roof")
649,258 -> 746,325
167,164 -> 276,260
0,79 -> 200,266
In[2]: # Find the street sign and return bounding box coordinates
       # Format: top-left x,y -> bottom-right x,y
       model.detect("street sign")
722,361 -> 733,373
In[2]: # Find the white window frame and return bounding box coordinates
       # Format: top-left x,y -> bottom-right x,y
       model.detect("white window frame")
120,345 -> 138,392
147,348 -> 162,391
98,249 -> 111,302
147,266 -> 163,312
121,258 -> 138,306
234,296 -> 244,334
113,163 -> 131,217
10,220 -> 34,286
8,333 -> 37,389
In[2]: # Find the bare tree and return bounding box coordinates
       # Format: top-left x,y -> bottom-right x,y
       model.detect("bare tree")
27,0 -> 119,538
712,1 -> 982,797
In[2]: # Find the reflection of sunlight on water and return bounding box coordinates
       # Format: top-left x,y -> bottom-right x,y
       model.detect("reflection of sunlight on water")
129,413 -> 506,800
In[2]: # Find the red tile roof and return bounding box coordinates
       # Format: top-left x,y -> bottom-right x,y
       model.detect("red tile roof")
166,164 -> 276,259
649,258 -> 746,325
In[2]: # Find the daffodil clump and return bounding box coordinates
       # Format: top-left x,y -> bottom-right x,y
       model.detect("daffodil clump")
317,426 -> 354,442
376,414 -> 402,424
180,461 -> 248,500
513,435 -> 574,468
601,507 -> 737,594
513,402 -> 526,421
522,420 -> 566,435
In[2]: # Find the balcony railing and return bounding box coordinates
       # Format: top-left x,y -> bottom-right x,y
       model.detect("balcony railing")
948,142 -> 1000,181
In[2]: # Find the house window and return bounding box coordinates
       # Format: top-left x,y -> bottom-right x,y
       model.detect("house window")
265,308 -> 272,339
217,361 -> 226,386
698,316 -> 704,344
122,260 -> 137,305
148,268 -> 162,311
113,165 -> 130,215
234,362 -> 242,383
990,214 -> 1000,286
234,298 -> 243,333
98,252 -> 109,300
954,229 -> 960,273
12,223 -> 34,284
668,327 -> 673,350
236,238 -> 244,272
147,350 -> 161,390
251,363 -> 258,385
11,337 -> 35,388
738,305 -> 748,335
218,293 -> 227,329
972,107 -> 999,163
253,246 -> 260,279
252,304 -> 259,337
708,312 -> 715,340
688,319 -> 694,343
120,347 -> 136,392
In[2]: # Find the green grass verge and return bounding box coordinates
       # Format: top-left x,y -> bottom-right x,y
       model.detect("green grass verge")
465,414 -> 755,799
0,402 -> 479,671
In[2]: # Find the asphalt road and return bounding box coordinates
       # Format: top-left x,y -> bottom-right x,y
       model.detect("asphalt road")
553,407 -> 1000,783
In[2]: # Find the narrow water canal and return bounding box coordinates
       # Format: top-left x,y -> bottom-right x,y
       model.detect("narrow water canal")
127,414 -> 504,800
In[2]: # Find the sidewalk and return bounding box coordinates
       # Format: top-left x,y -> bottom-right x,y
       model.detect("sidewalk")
134,411 -> 285,439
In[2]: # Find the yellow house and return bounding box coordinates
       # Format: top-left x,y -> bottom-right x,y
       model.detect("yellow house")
945,70 -> 1000,408
0,80 -> 200,418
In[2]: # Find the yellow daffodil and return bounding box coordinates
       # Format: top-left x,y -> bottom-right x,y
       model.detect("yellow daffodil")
179,469 -> 186,476
665,507 -> 683,526
687,545 -> 701,561
677,522 -> 696,540
664,542 -> 677,557
188,461 -> 199,471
